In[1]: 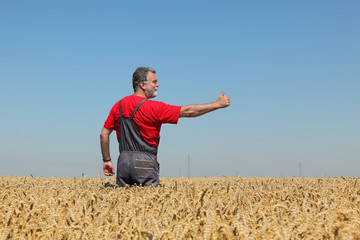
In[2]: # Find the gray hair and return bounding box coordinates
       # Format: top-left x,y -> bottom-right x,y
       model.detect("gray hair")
132,67 -> 156,92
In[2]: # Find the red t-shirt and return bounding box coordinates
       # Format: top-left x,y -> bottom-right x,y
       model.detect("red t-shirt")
104,95 -> 181,148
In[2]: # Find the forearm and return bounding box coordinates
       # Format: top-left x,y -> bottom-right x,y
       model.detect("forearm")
100,128 -> 112,160
100,136 -> 111,160
180,101 -> 221,118
180,91 -> 230,118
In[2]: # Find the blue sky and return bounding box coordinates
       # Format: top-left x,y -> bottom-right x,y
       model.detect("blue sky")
1,1 -> 359,178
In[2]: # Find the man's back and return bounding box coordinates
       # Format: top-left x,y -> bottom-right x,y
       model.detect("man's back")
104,95 -> 181,148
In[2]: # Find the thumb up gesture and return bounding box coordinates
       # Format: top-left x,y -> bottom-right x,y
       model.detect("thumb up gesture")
217,91 -> 230,108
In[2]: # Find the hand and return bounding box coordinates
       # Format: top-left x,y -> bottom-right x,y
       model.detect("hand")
217,91 -> 230,108
103,161 -> 115,176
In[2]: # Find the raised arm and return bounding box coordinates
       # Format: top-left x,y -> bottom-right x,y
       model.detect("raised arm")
179,91 -> 230,118
100,127 -> 115,176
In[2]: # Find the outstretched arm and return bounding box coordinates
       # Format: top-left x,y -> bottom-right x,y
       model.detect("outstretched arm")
100,127 -> 115,176
180,91 -> 230,118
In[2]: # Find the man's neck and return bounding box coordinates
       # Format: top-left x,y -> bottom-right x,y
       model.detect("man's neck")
134,90 -> 148,99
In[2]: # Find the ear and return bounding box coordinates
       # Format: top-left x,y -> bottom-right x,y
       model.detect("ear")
139,81 -> 147,91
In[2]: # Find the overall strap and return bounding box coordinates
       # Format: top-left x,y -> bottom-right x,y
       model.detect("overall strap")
119,100 -> 123,119
131,99 -> 147,119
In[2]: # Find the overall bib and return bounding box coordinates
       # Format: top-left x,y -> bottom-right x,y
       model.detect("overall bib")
116,99 -> 160,187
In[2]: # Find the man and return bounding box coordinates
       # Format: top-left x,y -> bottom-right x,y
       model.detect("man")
100,67 -> 230,187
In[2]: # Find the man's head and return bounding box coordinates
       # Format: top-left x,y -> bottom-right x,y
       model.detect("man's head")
132,67 -> 158,99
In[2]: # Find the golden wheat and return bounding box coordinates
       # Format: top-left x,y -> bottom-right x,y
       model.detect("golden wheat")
0,176 -> 359,239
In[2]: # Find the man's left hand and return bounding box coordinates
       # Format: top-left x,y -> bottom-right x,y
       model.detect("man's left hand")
103,161 -> 115,176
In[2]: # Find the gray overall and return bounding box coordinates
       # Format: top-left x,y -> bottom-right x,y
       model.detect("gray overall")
116,99 -> 160,187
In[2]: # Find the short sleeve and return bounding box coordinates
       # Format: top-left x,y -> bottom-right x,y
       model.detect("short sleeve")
150,101 -> 181,124
104,101 -> 120,130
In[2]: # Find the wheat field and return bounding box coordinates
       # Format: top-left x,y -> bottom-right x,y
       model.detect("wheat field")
1,176 -> 359,239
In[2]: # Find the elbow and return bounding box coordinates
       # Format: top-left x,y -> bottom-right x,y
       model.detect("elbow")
180,107 -> 195,118
100,133 -> 109,141
100,128 -> 112,141
100,133 -> 106,142
100,133 -> 105,141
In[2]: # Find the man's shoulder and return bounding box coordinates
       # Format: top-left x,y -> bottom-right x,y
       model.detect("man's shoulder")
146,99 -> 180,106
144,100 -> 178,109
113,95 -> 139,107
146,99 -> 165,105
109,95 -> 133,112
143,100 -> 181,116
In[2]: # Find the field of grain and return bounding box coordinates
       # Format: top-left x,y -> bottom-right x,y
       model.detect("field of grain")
1,176 -> 360,239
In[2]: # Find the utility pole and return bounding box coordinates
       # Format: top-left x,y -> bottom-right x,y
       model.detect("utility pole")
187,153 -> 191,178
299,162 -> 302,177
